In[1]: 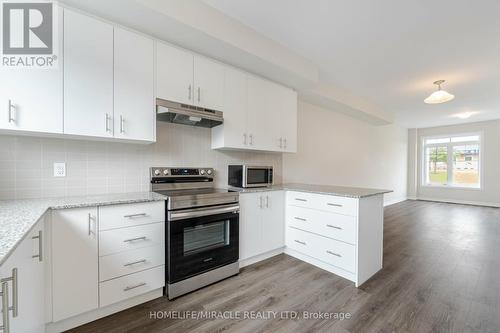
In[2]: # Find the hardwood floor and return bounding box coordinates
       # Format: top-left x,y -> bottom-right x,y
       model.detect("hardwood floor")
68,200 -> 500,333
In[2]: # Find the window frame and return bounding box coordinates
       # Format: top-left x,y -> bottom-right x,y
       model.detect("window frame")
421,132 -> 482,190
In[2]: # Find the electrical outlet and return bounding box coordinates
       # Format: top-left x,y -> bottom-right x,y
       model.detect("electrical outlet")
53,162 -> 66,177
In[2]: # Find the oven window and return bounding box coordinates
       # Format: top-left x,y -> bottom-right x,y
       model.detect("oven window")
183,220 -> 230,255
247,168 -> 269,184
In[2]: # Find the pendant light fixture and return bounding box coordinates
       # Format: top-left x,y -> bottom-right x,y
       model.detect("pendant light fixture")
424,80 -> 455,104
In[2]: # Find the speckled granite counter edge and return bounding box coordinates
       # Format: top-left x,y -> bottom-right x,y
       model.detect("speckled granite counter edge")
0,192 -> 167,266
229,184 -> 393,198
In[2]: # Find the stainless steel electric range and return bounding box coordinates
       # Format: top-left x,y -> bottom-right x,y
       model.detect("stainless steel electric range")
150,167 -> 240,299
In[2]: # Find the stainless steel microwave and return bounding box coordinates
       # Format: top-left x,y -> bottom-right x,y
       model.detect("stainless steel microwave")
228,165 -> 273,188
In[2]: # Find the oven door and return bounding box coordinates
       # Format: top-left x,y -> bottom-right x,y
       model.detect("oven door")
167,204 -> 239,283
243,166 -> 273,187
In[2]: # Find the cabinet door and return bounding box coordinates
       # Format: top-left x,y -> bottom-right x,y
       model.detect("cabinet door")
0,10 -> 63,134
280,88 -> 298,153
0,219 -> 45,333
246,76 -> 280,151
239,193 -> 263,260
156,42 -> 194,105
63,9 -> 113,138
193,55 -> 225,110
52,207 -> 98,322
114,28 -> 155,141
212,67 -> 247,149
261,191 -> 285,252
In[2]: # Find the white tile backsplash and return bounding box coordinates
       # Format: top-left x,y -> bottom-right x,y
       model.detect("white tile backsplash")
0,122 -> 282,200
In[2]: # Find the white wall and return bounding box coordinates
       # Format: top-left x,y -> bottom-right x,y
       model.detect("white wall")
409,120 -> 500,207
283,101 -> 408,205
0,122 -> 282,200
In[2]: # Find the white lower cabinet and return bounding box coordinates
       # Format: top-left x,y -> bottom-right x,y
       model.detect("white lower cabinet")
0,217 -> 46,333
239,191 -> 284,262
51,207 -> 99,322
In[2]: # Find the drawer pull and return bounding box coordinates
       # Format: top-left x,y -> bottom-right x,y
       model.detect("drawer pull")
326,250 -> 342,257
326,224 -> 342,230
123,236 -> 147,243
123,213 -> 147,218
203,257 -> 213,262
294,217 -> 307,221
327,203 -> 343,207
123,282 -> 146,292
294,240 -> 306,245
123,259 -> 147,267
295,198 -> 307,202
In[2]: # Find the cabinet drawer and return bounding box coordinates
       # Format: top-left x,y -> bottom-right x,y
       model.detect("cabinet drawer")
99,245 -> 165,282
99,265 -> 165,307
99,201 -> 165,231
286,226 -> 355,273
287,191 -> 357,217
287,205 -> 356,245
99,223 -> 164,256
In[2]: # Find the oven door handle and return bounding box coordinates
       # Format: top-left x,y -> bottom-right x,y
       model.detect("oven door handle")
169,205 -> 239,221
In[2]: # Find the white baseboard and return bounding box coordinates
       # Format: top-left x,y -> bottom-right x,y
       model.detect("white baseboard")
46,289 -> 163,333
384,197 -> 407,207
239,247 -> 284,268
416,196 -> 500,208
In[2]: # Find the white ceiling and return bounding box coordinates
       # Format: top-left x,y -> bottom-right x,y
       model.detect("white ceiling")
202,0 -> 500,128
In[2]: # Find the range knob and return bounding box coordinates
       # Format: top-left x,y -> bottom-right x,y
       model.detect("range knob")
207,169 -> 213,175
163,169 -> 169,176
200,169 -> 206,175
154,169 -> 161,176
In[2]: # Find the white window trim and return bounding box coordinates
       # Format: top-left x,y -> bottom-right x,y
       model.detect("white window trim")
421,132 -> 483,190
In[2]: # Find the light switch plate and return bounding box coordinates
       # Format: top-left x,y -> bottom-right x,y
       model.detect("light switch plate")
53,162 -> 66,177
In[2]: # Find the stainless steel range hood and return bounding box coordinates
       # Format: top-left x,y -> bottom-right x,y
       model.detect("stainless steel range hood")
156,98 -> 223,128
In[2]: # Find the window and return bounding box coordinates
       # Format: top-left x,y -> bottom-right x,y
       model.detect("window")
423,134 -> 481,188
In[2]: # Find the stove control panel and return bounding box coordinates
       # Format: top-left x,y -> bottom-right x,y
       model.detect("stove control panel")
150,167 -> 215,179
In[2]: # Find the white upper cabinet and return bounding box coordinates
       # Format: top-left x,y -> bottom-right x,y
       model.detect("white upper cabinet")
63,9 -> 114,138
211,67 -> 247,149
156,42 -> 194,105
114,28 -> 155,142
0,10 -> 63,134
193,55 -> 225,110
212,71 -> 297,153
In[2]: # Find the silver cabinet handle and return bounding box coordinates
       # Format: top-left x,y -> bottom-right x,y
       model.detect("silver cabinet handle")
105,113 -> 112,133
120,115 -> 124,134
294,240 -> 306,245
123,213 -> 147,219
88,213 -> 96,236
295,198 -> 307,202
249,134 -> 253,145
203,257 -> 213,262
188,84 -> 192,100
31,230 -> 43,262
123,236 -> 147,243
265,195 -> 269,208
8,99 -> 15,123
294,217 -> 307,221
326,224 -> 342,230
279,137 -> 283,148
123,282 -> 146,292
197,87 -> 201,102
326,250 -> 342,257
1,268 -> 18,318
259,196 -> 263,209
327,203 -> 343,207
123,259 -> 147,267
284,138 -> 287,149
0,282 -> 9,333
243,133 -> 247,145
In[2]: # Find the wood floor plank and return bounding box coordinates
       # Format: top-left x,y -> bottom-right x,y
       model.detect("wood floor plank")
67,200 -> 500,333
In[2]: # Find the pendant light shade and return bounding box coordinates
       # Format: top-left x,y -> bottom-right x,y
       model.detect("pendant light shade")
424,80 -> 455,104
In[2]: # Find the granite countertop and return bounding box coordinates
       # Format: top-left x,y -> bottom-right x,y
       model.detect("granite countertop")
0,192 -> 166,266
230,183 -> 392,198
